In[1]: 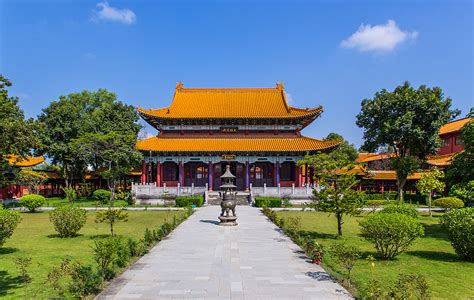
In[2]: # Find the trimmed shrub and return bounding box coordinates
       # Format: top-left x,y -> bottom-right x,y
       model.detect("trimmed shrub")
433,197 -> 464,211
175,196 -> 204,207
92,189 -> 112,204
68,263 -> 101,298
359,212 -> 424,259
390,273 -> 430,300
92,236 -> 125,279
254,197 -> 282,208
19,194 -> 45,212
0,208 -> 21,247
381,204 -> 418,219
440,208 -> 474,261
49,206 -> 87,237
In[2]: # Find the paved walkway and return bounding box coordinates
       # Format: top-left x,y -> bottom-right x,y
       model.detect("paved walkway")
98,206 -> 351,299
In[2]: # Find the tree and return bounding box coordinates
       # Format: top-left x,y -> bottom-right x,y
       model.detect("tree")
95,209 -> 129,236
37,89 -> 140,188
447,109 -> 474,186
0,75 -> 38,185
416,167 -> 445,217
356,82 -> 459,202
73,132 -> 142,204
300,134 -> 364,236
324,132 -> 358,162
16,168 -> 48,194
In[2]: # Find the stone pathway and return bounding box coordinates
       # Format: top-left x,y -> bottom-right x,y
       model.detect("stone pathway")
97,206 -> 351,299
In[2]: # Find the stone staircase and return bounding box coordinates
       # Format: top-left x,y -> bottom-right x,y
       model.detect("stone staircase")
206,191 -> 251,205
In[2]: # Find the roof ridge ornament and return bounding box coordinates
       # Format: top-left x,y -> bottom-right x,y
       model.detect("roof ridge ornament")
176,82 -> 184,91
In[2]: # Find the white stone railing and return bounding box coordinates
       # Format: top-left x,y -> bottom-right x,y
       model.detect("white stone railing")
132,182 -> 207,198
249,183 -> 314,198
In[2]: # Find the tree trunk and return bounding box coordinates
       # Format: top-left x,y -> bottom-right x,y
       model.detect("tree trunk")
337,213 -> 343,237
110,222 -> 114,236
397,178 -> 406,203
428,192 -> 432,217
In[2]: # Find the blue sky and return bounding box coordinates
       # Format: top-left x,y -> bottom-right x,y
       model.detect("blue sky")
1,0 -> 472,147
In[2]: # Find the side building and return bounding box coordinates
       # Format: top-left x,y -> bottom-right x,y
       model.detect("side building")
355,117 -> 472,193
135,83 -> 340,198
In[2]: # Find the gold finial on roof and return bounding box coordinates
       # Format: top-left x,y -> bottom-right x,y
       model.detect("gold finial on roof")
276,82 -> 284,90
176,82 -> 184,90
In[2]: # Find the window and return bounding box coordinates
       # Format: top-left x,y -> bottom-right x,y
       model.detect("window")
442,138 -> 450,148
455,136 -> 463,146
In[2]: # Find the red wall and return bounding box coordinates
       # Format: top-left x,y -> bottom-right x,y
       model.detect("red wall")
438,132 -> 465,155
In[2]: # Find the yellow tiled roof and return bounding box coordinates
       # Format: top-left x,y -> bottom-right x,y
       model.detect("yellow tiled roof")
138,83 -> 322,119
426,153 -> 457,167
7,155 -> 45,167
356,152 -> 395,163
365,171 -> 425,180
439,118 -> 471,135
136,136 -> 341,153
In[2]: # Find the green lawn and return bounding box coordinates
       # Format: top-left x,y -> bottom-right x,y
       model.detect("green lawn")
0,210 -> 183,299
44,197 -> 130,207
276,210 -> 473,299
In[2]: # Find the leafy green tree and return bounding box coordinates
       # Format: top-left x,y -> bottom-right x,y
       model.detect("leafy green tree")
301,135 -> 364,237
0,75 -> 38,185
73,132 -> 142,204
16,168 -> 47,194
324,132 -> 359,161
416,167 -> 445,217
37,89 -> 140,188
356,82 -> 459,202
447,109 -> 474,185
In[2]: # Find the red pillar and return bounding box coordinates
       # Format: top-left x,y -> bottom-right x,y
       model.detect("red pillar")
140,160 -> 146,184
296,165 -> 302,187
156,161 -> 161,187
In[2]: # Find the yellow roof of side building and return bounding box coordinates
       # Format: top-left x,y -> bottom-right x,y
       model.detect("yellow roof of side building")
439,117 -> 471,135
136,136 -> 341,153
137,82 -> 322,119
7,155 -> 45,167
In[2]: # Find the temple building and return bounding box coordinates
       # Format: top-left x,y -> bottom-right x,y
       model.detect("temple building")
136,83 -> 340,191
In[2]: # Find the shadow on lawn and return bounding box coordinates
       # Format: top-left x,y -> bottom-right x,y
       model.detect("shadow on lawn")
422,223 -> 449,240
0,270 -> 22,296
89,234 -> 111,240
406,250 -> 459,262
0,247 -> 18,255
47,233 -> 84,239
299,230 -> 337,240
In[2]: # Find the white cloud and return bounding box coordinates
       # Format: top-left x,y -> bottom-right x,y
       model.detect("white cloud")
341,20 -> 418,52
93,1 -> 136,25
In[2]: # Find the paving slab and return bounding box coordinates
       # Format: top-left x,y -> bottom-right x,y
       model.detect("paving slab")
97,206 -> 351,299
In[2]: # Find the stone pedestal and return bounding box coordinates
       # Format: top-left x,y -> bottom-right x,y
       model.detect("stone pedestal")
218,215 -> 238,226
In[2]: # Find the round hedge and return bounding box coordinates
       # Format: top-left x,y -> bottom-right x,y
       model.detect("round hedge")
440,207 -> 474,261
19,194 -> 46,212
359,212 -> 424,259
92,189 -> 112,204
433,197 -> 464,210
0,208 -> 21,247
49,206 -> 87,237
